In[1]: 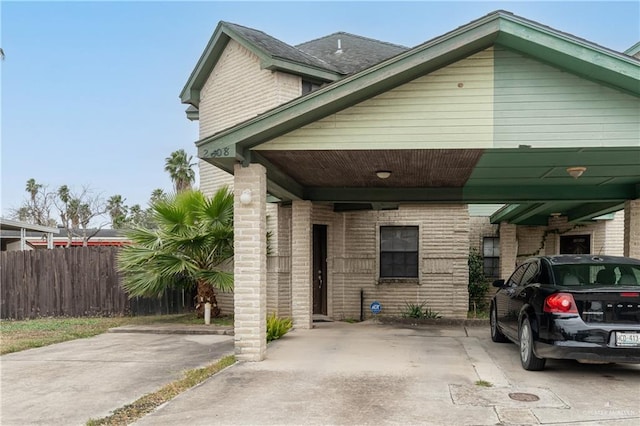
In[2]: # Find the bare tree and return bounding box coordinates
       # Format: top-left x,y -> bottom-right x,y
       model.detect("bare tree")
56,185 -> 107,247
10,178 -> 57,226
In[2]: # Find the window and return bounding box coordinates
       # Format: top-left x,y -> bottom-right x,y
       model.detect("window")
560,235 -> 591,254
483,237 -> 500,278
380,226 -> 418,278
302,80 -> 321,95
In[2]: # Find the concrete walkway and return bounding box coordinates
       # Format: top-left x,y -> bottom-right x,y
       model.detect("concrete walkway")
0,330 -> 233,426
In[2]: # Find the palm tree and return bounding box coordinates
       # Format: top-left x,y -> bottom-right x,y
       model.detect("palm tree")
149,188 -> 166,203
26,178 -> 42,202
117,188 -> 234,317
164,149 -> 195,193
107,194 -> 128,228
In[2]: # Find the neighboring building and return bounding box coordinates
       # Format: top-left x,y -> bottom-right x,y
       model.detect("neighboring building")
0,225 -> 129,250
27,228 -> 130,248
181,10 -> 640,360
0,218 -> 59,251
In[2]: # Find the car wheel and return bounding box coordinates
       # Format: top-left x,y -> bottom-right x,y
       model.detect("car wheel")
490,304 -> 509,343
519,317 -> 546,371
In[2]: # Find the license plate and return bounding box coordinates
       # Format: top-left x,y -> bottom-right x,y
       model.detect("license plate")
616,332 -> 640,347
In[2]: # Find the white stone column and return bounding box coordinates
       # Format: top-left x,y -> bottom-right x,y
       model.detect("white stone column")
291,200 -> 313,329
233,163 -> 267,361
499,222 -> 517,279
623,199 -> 640,259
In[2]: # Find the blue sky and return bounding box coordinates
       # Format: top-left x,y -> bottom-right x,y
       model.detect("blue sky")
1,1 -> 639,223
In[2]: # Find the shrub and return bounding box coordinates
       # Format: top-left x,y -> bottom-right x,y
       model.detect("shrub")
468,248 -> 489,312
266,313 -> 292,342
401,301 -> 441,319
402,301 -> 426,318
423,307 -> 442,319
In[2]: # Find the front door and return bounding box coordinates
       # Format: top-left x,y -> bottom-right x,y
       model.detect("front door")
313,224 -> 327,315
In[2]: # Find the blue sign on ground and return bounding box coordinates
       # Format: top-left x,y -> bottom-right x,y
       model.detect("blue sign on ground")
370,301 -> 382,314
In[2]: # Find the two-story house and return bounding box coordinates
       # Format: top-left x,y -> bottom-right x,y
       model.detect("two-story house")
180,10 -> 640,360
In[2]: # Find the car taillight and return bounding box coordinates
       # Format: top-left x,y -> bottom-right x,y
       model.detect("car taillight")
544,293 -> 578,313
620,292 -> 639,297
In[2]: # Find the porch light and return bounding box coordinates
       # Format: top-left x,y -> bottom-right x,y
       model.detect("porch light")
240,189 -> 252,205
376,170 -> 392,179
566,167 -> 587,179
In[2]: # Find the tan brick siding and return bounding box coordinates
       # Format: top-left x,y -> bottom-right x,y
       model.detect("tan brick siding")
624,200 -> 640,258
197,39 -> 301,198
516,216 -> 621,261
233,163 -> 267,361
319,205 -> 471,320
604,211 -> 624,256
469,217 -> 499,252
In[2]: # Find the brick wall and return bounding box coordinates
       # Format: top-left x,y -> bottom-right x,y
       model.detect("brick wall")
233,164 -> 267,361
604,211 -> 624,256
317,204 -> 471,319
197,39 -> 302,197
624,200 -> 640,258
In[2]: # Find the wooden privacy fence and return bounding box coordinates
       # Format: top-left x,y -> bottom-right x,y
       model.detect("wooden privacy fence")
0,247 -> 194,320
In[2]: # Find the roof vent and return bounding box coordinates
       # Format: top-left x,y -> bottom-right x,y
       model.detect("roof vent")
335,39 -> 343,54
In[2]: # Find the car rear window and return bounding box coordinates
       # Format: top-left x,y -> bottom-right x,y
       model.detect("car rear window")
552,263 -> 640,287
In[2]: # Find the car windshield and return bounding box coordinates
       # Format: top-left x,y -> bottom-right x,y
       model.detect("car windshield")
552,262 -> 640,287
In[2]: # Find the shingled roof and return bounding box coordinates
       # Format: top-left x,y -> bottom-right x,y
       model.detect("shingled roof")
181,21 -> 413,108
222,22 -> 340,73
296,32 -> 409,74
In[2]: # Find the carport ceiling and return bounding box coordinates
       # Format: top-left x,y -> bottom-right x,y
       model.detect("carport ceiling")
252,146 -> 639,225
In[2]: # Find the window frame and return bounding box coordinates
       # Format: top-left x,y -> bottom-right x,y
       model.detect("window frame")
482,236 -> 500,278
377,224 -> 420,283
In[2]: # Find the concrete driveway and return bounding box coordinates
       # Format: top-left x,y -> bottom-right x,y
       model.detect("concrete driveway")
134,322 -> 640,426
0,331 -> 233,426
2,321 -> 639,426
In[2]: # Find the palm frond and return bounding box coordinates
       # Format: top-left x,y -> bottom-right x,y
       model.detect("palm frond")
116,187 -> 235,298
196,269 -> 234,293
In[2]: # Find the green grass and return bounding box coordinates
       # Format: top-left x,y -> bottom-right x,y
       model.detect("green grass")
86,355 -> 236,426
475,379 -> 493,387
467,309 -> 489,319
0,314 -> 233,355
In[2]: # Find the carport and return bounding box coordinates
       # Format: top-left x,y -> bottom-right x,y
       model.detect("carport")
189,11 -> 639,360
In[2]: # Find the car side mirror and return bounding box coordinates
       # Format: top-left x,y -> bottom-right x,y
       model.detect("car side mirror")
492,279 -> 505,288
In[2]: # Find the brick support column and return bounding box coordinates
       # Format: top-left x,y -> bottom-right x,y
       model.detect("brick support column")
291,200 -> 313,329
623,199 -> 640,259
499,222 -> 517,279
233,163 -> 267,361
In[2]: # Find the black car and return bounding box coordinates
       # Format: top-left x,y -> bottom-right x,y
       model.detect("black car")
490,255 -> 640,370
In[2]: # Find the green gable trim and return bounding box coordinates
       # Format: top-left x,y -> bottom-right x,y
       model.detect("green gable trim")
625,42 -> 640,57
196,10 -> 639,158
196,17 -> 501,157
496,21 -> 639,96
180,22 -> 341,107
262,57 -> 343,81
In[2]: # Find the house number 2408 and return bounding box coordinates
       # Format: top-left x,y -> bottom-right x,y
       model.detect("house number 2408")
203,147 -> 230,158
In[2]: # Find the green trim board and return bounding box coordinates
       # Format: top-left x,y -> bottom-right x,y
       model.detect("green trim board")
180,22 -> 341,107
195,10 -> 639,160
626,42 -> 640,57
192,11 -> 639,225
490,201 -> 624,225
